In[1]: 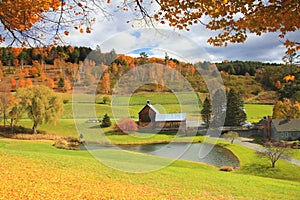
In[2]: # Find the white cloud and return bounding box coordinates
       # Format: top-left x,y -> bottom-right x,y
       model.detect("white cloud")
64,8 -> 300,63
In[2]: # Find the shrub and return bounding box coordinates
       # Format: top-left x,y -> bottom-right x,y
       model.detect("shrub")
53,137 -> 81,150
102,96 -> 111,104
63,99 -> 69,104
101,114 -> 112,128
115,118 -> 138,134
220,166 -> 233,172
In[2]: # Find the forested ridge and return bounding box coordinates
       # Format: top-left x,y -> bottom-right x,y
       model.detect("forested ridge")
0,46 -> 299,103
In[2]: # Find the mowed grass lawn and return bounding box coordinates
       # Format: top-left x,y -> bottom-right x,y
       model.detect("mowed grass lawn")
0,138 -> 299,199
244,104 -> 274,123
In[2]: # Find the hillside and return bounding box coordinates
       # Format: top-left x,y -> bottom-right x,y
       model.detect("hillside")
1,46 -> 300,103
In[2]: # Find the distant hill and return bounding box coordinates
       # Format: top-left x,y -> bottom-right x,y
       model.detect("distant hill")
1,46 -> 299,103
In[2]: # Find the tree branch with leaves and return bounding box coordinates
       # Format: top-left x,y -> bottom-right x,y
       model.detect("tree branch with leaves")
1,0 -> 299,53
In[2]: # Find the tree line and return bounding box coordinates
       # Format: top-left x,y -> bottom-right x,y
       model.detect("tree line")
0,46 -> 92,67
215,60 -> 281,76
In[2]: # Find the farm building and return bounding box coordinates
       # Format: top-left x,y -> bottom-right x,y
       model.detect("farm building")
271,117 -> 300,140
259,116 -> 300,140
138,100 -> 186,132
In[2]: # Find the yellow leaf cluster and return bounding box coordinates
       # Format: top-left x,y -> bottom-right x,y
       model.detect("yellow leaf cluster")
283,74 -> 295,83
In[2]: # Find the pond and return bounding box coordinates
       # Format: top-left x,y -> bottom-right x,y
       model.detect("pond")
82,143 -> 240,169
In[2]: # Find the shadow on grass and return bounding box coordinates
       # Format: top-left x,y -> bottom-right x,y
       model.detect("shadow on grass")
240,163 -> 281,177
104,130 -> 126,136
217,143 -> 230,147
89,125 -> 101,129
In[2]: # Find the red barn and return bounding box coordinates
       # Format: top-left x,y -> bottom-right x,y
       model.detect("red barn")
138,100 -> 186,132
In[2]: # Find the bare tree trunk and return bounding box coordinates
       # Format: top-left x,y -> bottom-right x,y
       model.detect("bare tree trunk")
272,161 -> 276,168
32,121 -> 38,134
3,112 -> 6,128
10,118 -> 15,134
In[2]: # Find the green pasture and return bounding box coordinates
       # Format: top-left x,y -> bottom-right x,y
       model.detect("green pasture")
18,119 -> 79,138
16,93 -> 274,137
62,93 -> 273,120
244,104 -> 274,122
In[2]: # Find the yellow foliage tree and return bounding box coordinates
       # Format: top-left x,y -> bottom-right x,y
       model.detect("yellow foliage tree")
272,98 -> 300,119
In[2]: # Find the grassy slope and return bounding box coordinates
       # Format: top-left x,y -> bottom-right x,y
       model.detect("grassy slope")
292,149 -> 300,160
0,138 -> 299,199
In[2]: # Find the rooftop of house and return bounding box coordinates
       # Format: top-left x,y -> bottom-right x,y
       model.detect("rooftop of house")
272,118 -> 300,132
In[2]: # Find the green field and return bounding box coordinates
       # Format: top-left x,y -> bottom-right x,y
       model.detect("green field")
0,138 -> 299,199
16,93 -> 274,138
244,104 -> 274,122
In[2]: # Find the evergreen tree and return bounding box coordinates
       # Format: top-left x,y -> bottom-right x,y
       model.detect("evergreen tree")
58,77 -> 65,88
225,88 -> 246,126
201,97 -> 212,126
211,89 -> 227,128
101,114 -> 111,128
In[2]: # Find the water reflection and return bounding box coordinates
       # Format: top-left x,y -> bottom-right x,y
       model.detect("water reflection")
82,143 -> 240,169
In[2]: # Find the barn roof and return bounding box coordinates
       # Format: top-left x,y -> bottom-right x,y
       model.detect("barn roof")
155,113 -> 186,122
138,100 -> 186,122
272,119 -> 300,132
148,104 -> 160,114
138,103 -> 160,114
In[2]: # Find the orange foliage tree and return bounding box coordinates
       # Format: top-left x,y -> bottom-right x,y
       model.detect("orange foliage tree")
1,1 -> 299,53
19,78 -> 25,88
0,86 -> 17,127
283,75 -> 295,83
25,78 -> 32,87
0,70 -> 3,80
275,80 -> 282,90
10,78 -> 16,90
148,0 -> 300,53
101,72 -> 110,94
0,0 -> 96,46
47,78 -> 55,89
40,73 -> 47,82
24,68 -> 29,76
29,67 -> 38,77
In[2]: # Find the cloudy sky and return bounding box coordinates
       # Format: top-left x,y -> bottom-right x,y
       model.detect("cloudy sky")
63,5 -> 299,64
